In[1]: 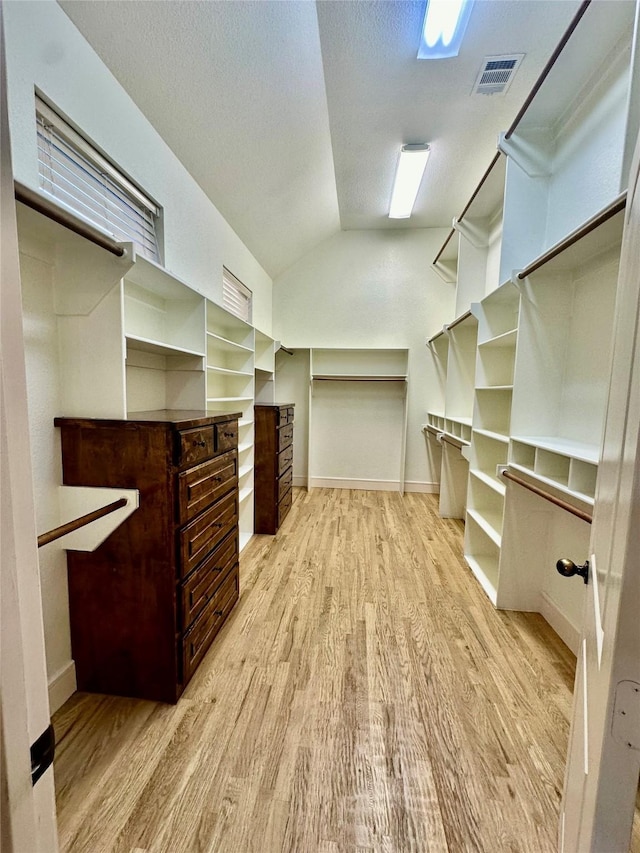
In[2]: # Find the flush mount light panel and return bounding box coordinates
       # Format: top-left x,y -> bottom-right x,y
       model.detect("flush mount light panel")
418,0 -> 474,59
389,144 -> 431,219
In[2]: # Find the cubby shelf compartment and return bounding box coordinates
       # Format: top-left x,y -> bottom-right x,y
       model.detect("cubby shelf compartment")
239,486 -> 254,504
510,437 -> 598,504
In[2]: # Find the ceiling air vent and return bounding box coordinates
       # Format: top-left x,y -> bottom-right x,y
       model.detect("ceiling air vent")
472,54 -> 524,96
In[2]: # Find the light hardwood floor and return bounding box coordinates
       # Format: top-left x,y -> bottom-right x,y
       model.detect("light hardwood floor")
53,489 -> 640,853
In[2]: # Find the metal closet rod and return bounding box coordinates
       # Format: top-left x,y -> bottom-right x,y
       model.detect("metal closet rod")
441,434 -> 466,450
447,309 -> 473,331
504,0 -> 592,140
37,498 -> 128,548
457,151 -> 502,224
502,469 -> 592,524
433,227 -> 456,265
432,151 -> 503,265
14,180 -> 126,258
517,192 -> 627,280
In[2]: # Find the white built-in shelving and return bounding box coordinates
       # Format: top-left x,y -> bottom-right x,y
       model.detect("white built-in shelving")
426,0 -> 639,653
18,194 -> 280,553
309,348 -> 409,492
426,309 -> 477,518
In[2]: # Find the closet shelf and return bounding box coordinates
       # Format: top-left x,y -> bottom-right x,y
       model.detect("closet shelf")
126,335 -> 205,359
207,396 -> 253,404
473,428 -> 509,444
511,435 -> 599,464
463,554 -> 498,605
478,329 -> 517,349
255,366 -> 275,376
507,463 -> 595,509
238,463 -> 253,479
206,365 -> 253,378
312,374 -> 407,382
470,469 -> 506,497
467,509 -> 502,548
475,385 -> 513,392
238,418 -> 254,428
238,440 -> 253,454
206,331 -> 253,354
125,254 -> 195,301
239,486 -> 254,504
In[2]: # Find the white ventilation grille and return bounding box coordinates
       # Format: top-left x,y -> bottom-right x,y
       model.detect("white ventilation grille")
222,267 -> 252,323
472,54 -> 524,96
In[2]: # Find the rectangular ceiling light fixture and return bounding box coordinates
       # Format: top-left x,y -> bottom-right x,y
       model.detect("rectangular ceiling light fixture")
389,144 -> 430,219
418,0 -> 474,59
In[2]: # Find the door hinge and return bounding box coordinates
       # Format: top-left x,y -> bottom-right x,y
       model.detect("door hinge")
30,723 -> 55,785
612,681 -> 640,751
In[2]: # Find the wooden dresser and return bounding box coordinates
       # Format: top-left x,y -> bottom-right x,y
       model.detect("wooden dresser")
254,404 -> 294,534
54,410 -> 241,703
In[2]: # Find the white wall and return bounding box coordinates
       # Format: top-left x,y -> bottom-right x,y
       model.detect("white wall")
273,228 -> 455,490
3,0 -> 274,709
4,0 -> 273,329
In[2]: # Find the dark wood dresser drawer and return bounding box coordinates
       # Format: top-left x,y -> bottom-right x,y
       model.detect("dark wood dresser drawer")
278,466 -> 292,502
278,424 -> 294,452
278,487 -> 293,527
177,426 -> 214,467
182,566 -> 239,683
180,530 -> 238,629
215,420 -> 238,453
178,449 -> 238,522
278,406 -> 295,427
278,444 -> 293,476
179,489 -> 238,578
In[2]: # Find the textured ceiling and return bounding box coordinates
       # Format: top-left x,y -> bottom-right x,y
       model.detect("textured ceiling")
59,0 -> 586,277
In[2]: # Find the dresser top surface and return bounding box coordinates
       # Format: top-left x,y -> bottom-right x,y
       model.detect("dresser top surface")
55,409 -> 242,429
255,403 -> 295,410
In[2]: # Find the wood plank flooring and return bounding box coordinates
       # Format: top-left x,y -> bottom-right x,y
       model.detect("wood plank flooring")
53,489 -> 639,852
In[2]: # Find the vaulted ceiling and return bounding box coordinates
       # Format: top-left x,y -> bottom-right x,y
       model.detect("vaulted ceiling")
59,0 -> 583,278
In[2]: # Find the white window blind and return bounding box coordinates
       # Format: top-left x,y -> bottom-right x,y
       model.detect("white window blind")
35,96 -> 160,261
222,267 -> 252,323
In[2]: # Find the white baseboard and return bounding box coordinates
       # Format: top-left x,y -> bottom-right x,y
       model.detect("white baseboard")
309,476 -> 401,492
539,591 -> 580,655
48,660 -> 76,714
293,475 -> 308,488
403,480 -> 440,494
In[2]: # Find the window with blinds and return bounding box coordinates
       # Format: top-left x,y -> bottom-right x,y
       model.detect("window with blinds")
222,267 -> 253,323
35,96 -> 160,261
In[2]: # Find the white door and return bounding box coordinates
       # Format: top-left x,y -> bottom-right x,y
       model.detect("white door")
560,133 -> 640,850
0,7 -> 59,851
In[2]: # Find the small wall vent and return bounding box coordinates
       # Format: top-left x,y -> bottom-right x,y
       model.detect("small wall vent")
472,54 -> 524,96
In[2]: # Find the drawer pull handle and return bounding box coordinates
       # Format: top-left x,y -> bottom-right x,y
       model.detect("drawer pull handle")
193,440 -> 207,448
214,609 -> 224,616
214,477 -> 223,482
223,432 -> 235,439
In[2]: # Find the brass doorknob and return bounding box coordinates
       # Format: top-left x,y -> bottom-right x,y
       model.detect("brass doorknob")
556,558 -> 589,584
